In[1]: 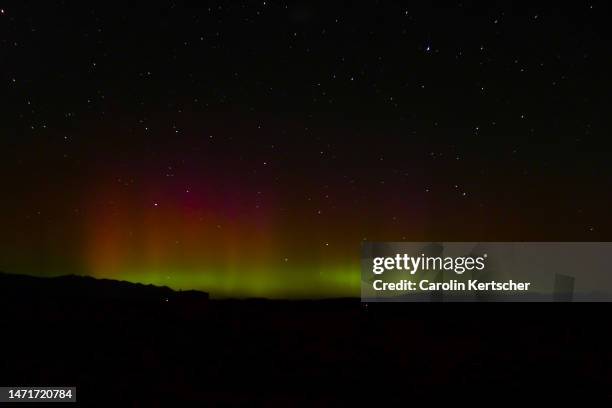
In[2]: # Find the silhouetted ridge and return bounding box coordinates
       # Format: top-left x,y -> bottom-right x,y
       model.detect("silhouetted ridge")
0,271 -> 209,302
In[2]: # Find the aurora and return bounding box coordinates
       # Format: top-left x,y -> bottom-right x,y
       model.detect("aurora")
0,1 -> 606,302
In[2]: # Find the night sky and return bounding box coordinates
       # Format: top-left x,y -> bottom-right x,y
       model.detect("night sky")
1,1 -> 610,297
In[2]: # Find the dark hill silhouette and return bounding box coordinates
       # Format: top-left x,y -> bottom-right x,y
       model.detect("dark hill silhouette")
0,271 -> 208,301
1,271 -> 611,404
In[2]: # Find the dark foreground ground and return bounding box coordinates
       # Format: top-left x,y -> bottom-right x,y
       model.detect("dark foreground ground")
1,272 -> 611,405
